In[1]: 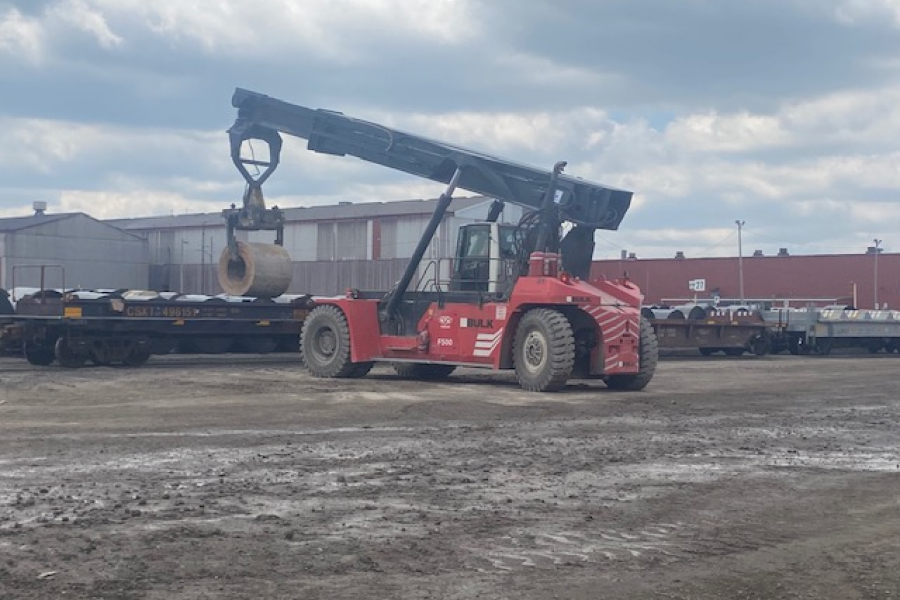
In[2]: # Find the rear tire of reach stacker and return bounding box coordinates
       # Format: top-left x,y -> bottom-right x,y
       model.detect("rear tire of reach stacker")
393,363 -> 457,380
513,308 -> 575,392
605,317 -> 658,392
301,305 -> 373,378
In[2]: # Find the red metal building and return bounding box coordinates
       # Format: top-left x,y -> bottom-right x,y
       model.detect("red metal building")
591,252 -> 900,310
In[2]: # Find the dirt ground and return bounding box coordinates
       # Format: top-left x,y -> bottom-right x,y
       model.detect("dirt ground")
1,353 -> 899,600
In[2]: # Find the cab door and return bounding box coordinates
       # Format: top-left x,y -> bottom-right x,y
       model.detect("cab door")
451,224 -> 491,292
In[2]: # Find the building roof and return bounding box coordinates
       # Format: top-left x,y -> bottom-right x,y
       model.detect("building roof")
106,196 -> 493,231
0,212 -> 80,232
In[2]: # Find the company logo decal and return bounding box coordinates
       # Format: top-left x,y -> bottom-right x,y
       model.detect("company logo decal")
461,318 -> 494,329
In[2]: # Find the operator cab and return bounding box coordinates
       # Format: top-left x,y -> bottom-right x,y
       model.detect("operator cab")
450,223 -> 519,294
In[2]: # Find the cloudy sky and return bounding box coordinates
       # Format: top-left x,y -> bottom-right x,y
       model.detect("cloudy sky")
1,0 -> 899,258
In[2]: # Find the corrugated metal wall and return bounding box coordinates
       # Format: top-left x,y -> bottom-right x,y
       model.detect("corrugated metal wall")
592,253 -> 900,310
102,199 -> 517,294
2,215 -> 149,290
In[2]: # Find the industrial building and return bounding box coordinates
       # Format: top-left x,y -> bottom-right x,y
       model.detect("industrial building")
3,197 -> 893,310
0,208 -> 149,291
107,196 -> 522,295
592,250 -> 900,310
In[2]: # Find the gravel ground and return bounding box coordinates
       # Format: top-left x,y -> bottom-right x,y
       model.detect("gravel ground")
1,353 -> 899,599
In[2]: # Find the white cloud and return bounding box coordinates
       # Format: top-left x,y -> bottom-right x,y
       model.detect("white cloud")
835,0 -> 900,26
55,189 -> 222,219
0,116 -> 221,174
49,0 -> 122,49
78,0 -> 482,59
0,6 -> 43,62
665,113 -> 788,153
400,107 -> 610,155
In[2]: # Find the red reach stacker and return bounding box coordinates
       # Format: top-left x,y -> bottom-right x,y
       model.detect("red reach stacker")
220,89 -> 657,392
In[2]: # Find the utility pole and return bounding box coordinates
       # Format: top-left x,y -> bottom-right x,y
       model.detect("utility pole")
874,238 -> 882,309
736,220 -> 745,304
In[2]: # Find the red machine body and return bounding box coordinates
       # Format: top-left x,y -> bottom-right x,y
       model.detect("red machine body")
325,254 -> 642,377
226,89 -> 658,391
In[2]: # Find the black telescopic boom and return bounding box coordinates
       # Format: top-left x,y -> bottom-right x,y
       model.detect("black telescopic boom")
228,89 -> 634,231
381,168 -> 463,326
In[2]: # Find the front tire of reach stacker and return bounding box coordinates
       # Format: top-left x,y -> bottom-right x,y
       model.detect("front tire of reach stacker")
301,305 -> 372,379
605,317 -> 658,391
513,308 -> 575,392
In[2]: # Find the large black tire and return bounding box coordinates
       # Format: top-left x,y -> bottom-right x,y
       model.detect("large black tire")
513,308 -> 574,392
605,317 -> 658,391
54,337 -> 86,368
24,342 -> 55,366
393,363 -> 457,380
301,305 -> 369,378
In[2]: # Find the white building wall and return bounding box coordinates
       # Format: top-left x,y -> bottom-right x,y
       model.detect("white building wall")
394,215 -> 432,259
249,222 -> 318,261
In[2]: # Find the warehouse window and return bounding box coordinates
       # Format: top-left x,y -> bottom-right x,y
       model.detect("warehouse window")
380,218 -> 397,260
336,221 -> 367,260
317,223 -> 335,260
317,221 -> 368,261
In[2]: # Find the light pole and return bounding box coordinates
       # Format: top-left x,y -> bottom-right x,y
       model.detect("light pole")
736,220 -> 745,304
874,238 -> 882,309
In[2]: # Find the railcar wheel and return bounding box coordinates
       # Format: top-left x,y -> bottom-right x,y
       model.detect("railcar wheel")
699,347 -> 715,356
301,305 -> 368,378
749,335 -> 770,356
54,337 -> 86,368
24,342 -> 55,366
123,344 -> 152,367
513,308 -> 574,392
393,363 -> 456,380
605,317 -> 658,391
